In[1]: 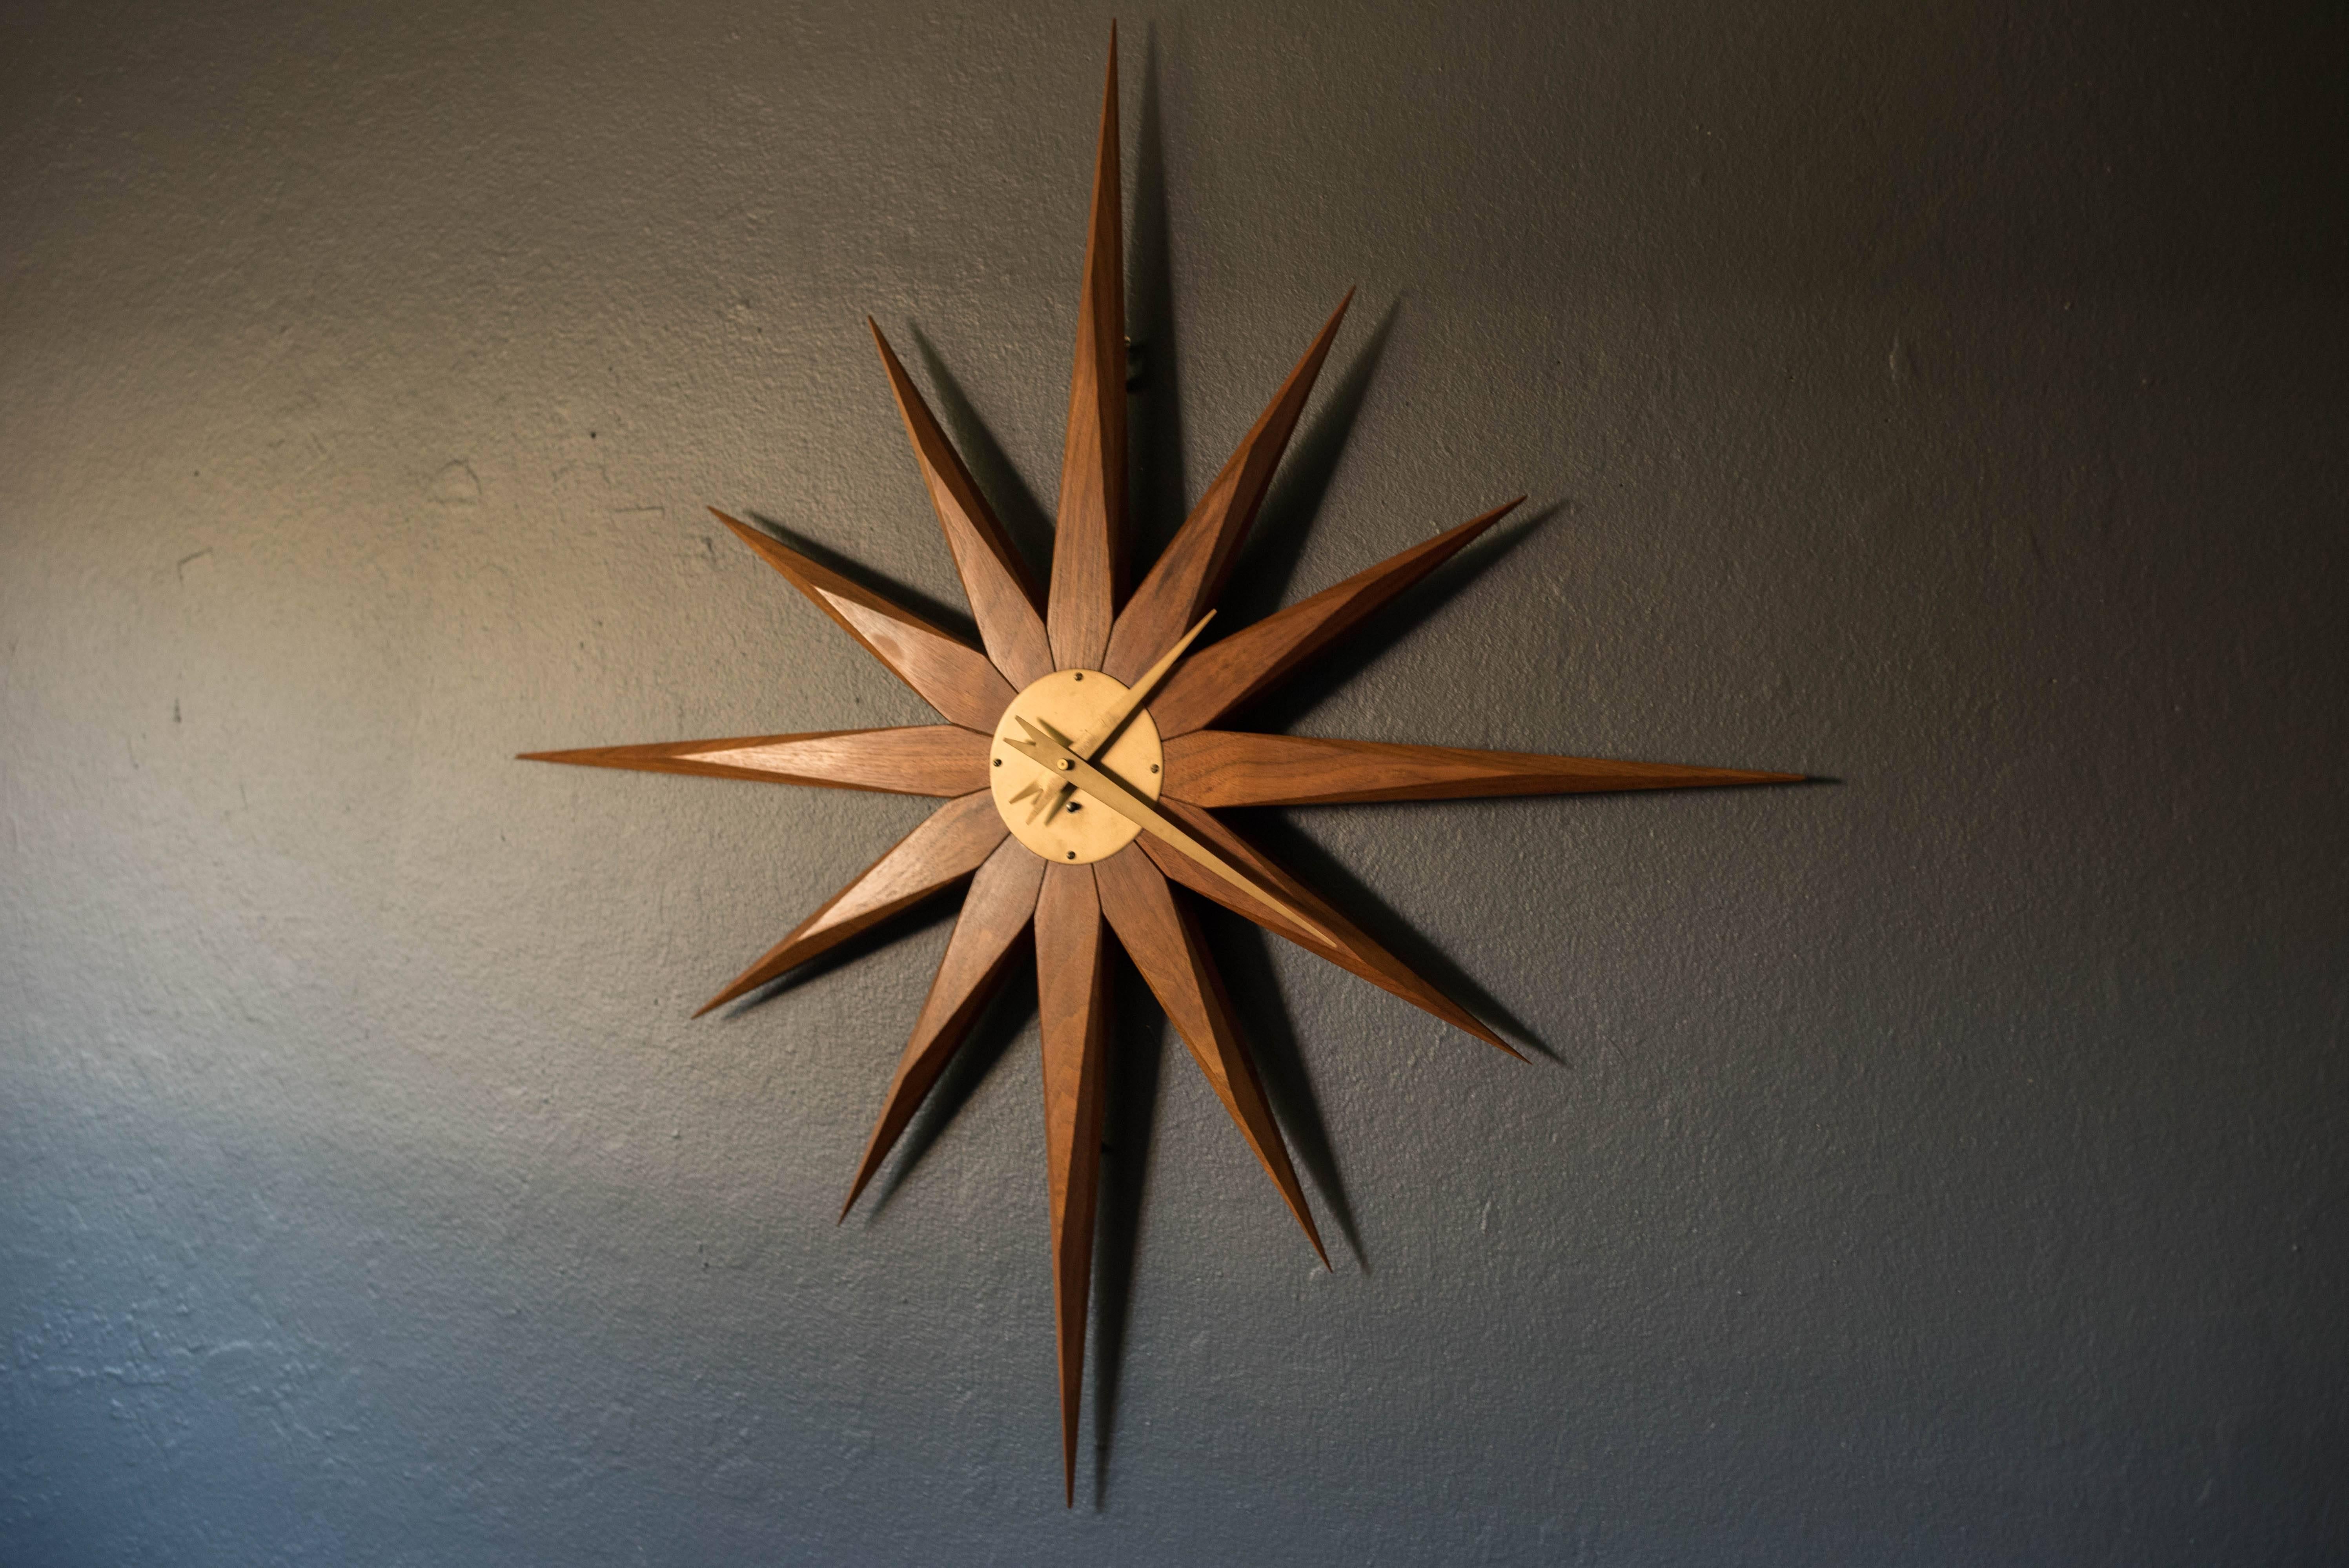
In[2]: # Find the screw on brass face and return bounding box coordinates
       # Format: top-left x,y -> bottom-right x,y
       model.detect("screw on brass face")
1073,672 -> 1083,681
993,757 -> 1002,767
1065,850 -> 1076,859
1149,763 -> 1159,773
1065,801 -> 1080,812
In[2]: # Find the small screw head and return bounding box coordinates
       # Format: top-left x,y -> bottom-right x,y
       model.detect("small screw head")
992,757 -> 1002,767
1066,802 -> 1080,813
1149,763 -> 1160,774
1066,850 -> 1076,859
1073,672 -> 1083,681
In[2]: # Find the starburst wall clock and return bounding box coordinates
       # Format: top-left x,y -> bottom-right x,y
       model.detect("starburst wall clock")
522,32 -> 1795,1504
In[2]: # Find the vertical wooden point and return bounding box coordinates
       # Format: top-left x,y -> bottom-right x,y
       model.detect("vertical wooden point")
1034,860 -> 1111,1507
1047,25 -> 1128,673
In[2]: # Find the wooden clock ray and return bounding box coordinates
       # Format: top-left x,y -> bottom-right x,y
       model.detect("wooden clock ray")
521,31 -> 1796,1505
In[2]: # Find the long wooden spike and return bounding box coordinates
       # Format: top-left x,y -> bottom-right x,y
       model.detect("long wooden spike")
695,790 -> 1005,1017
1147,498 -> 1524,739
1034,860 -> 1112,1508
868,321 -> 1056,689
840,837 -> 1047,1218
1095,847 -> 1328,1266
1101,291 -> 1355,683
1164,732 -> 1802,807
1137,798 -> 1519,1058
520,725 -> 991,797
710,509 -> 1015,733
1046,30 -> 1127,673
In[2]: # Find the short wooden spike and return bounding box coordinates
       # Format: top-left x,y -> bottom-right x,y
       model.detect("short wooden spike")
1138,798 -> 1519,1058
1147,498 -> 1524,739
1102,290 -> 1355,683
710,508 -> 1015,733
1033,859 -> 1113,1507
1095,847 -> 1328,1265
868,321 -> 1055,689
519,725 -> 991,797
840,836 -> 1047,1217
1162,732 -> 1803,807
695,791 -> 1006,1016
1046,32 -> 1127,673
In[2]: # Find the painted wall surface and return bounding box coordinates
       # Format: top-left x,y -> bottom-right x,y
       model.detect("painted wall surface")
4,2 -> 2344,1561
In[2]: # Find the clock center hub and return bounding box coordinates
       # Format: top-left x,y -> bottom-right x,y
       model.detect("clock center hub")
989,668 -> 1164,864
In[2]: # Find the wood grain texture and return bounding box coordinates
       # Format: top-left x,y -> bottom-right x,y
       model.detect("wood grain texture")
1033,860 -> 1113,1507
695,790 -> 1007,1016
711,508 -> 1015,732
1138,798 -> 1517,1057
1164,731 -> 1802,807
1094,847 -> 1328,1265
839,836 -> 1046,1217
1100,290 -> 1353,683
1045,34 -> 1127,672
1147,498 -> 1524,738
869,320 -> 1055,689
519,725 -> 991,796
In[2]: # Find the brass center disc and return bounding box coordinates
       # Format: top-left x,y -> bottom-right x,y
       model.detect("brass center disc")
989,668 -> 1164,864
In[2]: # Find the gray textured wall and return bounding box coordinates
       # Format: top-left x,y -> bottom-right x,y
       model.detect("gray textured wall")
5,1 -> 2344,1561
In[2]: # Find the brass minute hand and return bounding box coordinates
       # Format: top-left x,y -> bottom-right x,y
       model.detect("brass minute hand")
1025,611 -> 1215,825
1007,714 -> 1335,947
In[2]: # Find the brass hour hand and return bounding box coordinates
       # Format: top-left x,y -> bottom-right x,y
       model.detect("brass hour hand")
1005,714 -> 1335,947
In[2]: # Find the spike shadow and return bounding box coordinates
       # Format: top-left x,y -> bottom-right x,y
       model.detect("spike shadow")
1211,299 -> 1402,630
709,889 -> 966,1018
863,956 -> 1040,1217
739,509 -> 984,650
1242,503 -> 1560,734
905,329 -> 1058,587
1124,23 -> 1187,574
1193,898 -> 1366,1268
1230,804 -> 1555,1058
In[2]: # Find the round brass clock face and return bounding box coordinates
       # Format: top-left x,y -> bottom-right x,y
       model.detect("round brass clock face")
987,668 -> 1163,863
